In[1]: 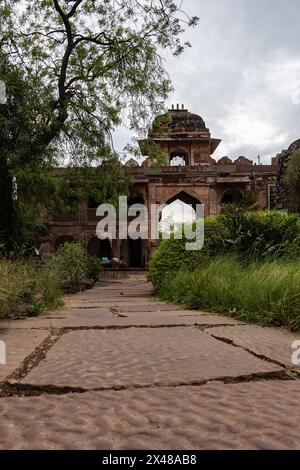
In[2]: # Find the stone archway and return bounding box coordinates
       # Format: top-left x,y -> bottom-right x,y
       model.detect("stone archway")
165,190 -> 202,212
159,190 -> 201,236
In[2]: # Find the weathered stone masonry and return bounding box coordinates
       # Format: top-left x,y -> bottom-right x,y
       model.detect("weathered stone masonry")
44,107 -> 279,267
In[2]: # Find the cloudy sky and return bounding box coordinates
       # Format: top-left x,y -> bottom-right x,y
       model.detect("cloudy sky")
115,0 -> 300,164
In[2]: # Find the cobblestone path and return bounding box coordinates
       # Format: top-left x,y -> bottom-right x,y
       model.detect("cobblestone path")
0,273 -> 300,450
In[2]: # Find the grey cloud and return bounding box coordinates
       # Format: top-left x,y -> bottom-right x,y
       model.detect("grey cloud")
114,0 -> 300,163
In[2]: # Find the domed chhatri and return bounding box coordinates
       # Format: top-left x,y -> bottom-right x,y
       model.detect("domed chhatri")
150,104 -> 208,136
141,104 -> 221,166
161,105 -> 207,133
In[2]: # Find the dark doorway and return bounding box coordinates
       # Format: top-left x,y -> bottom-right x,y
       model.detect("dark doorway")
55,235 -> 74,250
87,236 -> 112,258
221,190 -> 243,205
129,239 -> 143,267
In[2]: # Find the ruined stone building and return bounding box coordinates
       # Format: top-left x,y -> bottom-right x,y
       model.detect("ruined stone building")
44,105 -> 278,268
275,139 -> 300,210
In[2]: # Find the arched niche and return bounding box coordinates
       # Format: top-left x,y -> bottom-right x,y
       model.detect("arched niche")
169,148 -> 189,166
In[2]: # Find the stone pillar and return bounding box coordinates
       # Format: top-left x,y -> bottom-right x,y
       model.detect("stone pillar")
79,200 -> 87,224
209,186 -> 219,216
146,183 -> 158,265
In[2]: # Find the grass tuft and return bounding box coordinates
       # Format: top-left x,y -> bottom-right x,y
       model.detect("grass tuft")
158,256 -> 300,330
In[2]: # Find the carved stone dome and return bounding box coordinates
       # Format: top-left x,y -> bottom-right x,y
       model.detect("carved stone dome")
166,110 -> 206,132
152,107 -> 207,135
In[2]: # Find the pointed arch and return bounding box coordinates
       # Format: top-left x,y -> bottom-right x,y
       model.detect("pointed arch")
163,189 -> 202,211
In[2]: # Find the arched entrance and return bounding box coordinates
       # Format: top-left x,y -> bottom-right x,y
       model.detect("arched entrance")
160,191 -> 201,235
87,236 -> 112,259
165,191 -> 201,212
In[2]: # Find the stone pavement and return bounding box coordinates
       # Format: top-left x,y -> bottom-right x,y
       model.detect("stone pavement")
0,273 -> 300,450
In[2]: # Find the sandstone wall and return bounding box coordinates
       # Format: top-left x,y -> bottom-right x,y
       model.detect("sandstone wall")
276,139 -> 300,210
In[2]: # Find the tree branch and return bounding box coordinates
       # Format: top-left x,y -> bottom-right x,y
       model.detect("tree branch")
67,0 -> 84,18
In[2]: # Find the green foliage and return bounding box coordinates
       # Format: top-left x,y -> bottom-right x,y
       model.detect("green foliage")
0,260 -> 32,317
149,209 -> 300,288
219,206 -> 300,258
86,255 -> 103,282
284,149 -> 300,212
49,242 -> 88,291
0,242 -> 102,318
0,259 -> 62,319
148,216 -> 229,287
158,256 -> 300,331
0,1 -> 199,249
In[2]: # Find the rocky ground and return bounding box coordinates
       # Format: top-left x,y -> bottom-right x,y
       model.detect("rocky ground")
0,273 -> 300,450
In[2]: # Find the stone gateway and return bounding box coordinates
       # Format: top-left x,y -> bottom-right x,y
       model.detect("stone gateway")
44,106 -> 282,268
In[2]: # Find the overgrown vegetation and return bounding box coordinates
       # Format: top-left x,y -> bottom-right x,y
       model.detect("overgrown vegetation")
0,243 -> 102,319
0,258 -> 61,319
149,208 -> 300,330
158,257 -> 300,331
284,149 -> 300,212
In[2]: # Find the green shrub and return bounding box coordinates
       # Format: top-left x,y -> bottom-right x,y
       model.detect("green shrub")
0,258 -> 62,319
49,242 -> 87,291
219,207 -> 300,258
0,260 -> 32,317
86,255 -> 103,281
148,217 -> 229,288
34,263 -> 62,311
148,209 -> 300,288
158,256 -> 300,330
0,242 -> 101,319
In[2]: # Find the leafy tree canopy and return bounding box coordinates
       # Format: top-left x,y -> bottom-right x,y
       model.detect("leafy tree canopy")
0,0 -> 198,251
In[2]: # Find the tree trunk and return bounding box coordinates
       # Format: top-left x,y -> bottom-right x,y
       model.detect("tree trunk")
0,157 -> 18,253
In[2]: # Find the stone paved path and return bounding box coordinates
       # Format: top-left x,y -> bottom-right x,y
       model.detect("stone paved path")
0,273 -> 300,450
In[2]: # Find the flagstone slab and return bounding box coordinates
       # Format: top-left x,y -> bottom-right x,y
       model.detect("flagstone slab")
206,325 -> 300,368
114,303 -> 182,312
0,310 -> 241,330
123,310 -> 243,324
0,329 -> 48,382
111,314 -> 242,327
1,380 -> 300,450
65,300 -> 152,308
0,308 -> 113,330
22,327 -> 280,389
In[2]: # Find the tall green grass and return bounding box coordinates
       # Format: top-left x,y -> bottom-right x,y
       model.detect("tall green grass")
158,256 -> 300,330
0,243 -> 102,319
0,259 -> 62,319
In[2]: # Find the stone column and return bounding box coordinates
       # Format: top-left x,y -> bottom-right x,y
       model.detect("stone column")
209,186 -> 219,216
